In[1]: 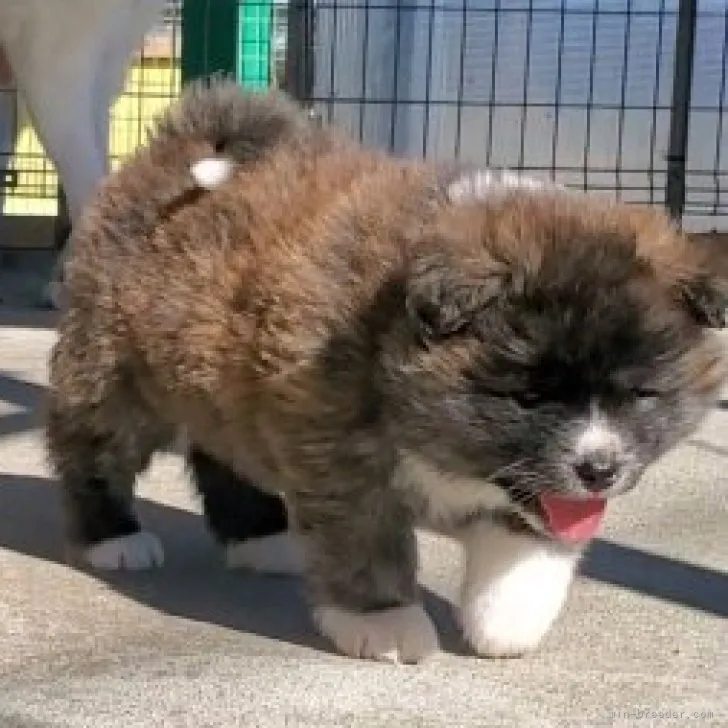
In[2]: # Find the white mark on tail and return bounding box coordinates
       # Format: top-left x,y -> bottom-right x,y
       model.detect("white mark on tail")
190,157 -> 235,190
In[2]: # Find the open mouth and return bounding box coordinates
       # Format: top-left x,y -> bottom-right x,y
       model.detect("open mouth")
506,486 -> 608,544
501,482 -> 609,545
535,492 -> 607,544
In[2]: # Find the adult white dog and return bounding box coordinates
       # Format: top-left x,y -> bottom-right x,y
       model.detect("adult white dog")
0,0 -> 166,307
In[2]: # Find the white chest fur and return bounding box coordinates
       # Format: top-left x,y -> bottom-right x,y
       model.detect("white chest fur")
393,450 -> 511,529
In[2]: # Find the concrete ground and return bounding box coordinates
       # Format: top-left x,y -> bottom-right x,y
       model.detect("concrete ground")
0,304 -> 726,728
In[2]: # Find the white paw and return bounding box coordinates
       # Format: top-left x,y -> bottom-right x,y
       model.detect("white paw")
459,525 -> 579,658
190,157 -> 235,190
313,603 -> 439,664
225,532 -> 305,575
83,531 -> 165,570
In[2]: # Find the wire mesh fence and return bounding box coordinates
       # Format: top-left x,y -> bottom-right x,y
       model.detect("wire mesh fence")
0,0 -> 290,224
303,0 -> 728,232
108,1 -> 183,173
682,1 -> 728,228
1,0 -> 727,234
239,0 -> 291,87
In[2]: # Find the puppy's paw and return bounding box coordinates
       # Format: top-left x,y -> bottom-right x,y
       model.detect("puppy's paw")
313,603 -> 439,664
225,532 -> 305,575
460,587 -> 564,658
459,526 -> 578,658
83,531 -> 165,570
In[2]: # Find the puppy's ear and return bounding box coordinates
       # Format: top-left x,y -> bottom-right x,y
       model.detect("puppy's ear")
678,273 -> 728,328
405,251 -> 506,343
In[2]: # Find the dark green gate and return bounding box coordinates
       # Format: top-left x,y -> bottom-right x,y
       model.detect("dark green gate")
181,0 -> 287,89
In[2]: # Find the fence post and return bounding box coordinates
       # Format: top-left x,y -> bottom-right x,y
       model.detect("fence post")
666,0 -> 697,224
283,0 -> 315,103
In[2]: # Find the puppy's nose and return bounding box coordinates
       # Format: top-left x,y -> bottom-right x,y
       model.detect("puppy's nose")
573,457 -> 619,492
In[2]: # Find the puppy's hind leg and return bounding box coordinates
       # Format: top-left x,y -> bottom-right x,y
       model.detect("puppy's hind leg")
48,408 -> 169,570
187,447 -> 304,576
47,338 -> 172,570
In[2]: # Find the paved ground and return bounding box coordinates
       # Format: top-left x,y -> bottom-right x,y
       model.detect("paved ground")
0,306 -> 726,728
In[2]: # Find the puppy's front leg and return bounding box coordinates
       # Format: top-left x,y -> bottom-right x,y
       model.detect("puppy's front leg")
295,486 -> 438,664
458,520 -> 581,658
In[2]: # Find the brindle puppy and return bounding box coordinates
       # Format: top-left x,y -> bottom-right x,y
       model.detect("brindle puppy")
46,79 -> 726,663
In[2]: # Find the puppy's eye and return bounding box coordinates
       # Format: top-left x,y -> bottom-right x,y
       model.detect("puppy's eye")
514,391 -> 543,408
631,387 -> 661,399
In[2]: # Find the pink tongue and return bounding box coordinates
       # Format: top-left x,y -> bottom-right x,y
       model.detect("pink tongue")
538,493 -> 607,544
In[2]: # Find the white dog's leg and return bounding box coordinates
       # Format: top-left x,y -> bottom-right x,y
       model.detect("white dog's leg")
458,521 -> 581,658
6,32 -> 105,222
1,0 -> 164,307
3,5 -> 108,308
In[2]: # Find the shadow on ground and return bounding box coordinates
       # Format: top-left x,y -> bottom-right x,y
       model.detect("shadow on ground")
581,541 -> 728,617
0,471 -> 471,657
0,371 -> 46,438
0,471 -> 726,666
0,308 -> 58,328
1,354 -> 727,660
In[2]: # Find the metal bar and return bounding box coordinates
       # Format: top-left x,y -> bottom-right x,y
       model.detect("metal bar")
665,0 -> 697,223
283,0 -> 316,103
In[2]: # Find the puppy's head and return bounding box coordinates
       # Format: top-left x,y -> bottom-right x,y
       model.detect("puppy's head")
383,175 -> 726,542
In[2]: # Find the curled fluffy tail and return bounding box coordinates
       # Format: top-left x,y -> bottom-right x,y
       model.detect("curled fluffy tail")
68,78 -> 319,286
152,76 -> 316,188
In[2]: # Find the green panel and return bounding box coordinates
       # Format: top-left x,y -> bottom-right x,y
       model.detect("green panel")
238,0 -> 273,89
181,0 -> 239,84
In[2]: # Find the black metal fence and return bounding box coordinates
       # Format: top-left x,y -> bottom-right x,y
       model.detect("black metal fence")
2,1 -> 725,236
285,0 -> 727,232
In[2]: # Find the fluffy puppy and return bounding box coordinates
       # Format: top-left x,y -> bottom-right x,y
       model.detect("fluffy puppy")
46,79 -> 726,663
